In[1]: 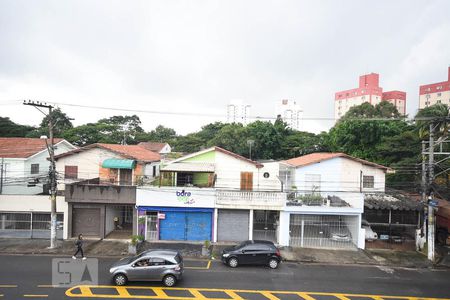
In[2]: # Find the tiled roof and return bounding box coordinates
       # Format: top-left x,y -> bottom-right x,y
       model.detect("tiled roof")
364,193 -> 423,211
284,152 -> 389,171
98,144 -> 160,162
54,143 -> 160,162
138,142 -> 167,152
0,137 -> 64,158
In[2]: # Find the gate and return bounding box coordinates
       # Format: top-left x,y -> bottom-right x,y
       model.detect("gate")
289,214 -> 358,249
146,212 -> 158,241
252,210 -> 278,242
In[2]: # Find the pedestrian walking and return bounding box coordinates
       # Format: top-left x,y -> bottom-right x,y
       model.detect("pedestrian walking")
72,234 -> 87,260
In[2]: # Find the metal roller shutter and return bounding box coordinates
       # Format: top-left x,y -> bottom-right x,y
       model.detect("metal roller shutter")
159,212 -> 186,240
217,209 -> 249,242
159,211 -> 212,241
72,208 -> 100,237
186,212 -> 211,241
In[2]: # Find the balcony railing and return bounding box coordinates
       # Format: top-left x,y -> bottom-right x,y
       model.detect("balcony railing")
216,190 -> 286,208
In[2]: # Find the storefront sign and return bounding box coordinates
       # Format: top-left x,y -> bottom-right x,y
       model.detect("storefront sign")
157,213 -> 166,219
176,190 -> 195,205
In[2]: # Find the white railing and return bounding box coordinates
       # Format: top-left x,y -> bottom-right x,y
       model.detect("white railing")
216,190 -> 286,208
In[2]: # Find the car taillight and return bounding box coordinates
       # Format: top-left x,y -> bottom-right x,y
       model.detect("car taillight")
276,249 -> 281,256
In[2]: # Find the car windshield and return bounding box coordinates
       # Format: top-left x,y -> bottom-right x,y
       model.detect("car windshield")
234,241 -> 250,250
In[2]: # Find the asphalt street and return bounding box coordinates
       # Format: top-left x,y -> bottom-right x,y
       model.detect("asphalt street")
0,255 -> 449,300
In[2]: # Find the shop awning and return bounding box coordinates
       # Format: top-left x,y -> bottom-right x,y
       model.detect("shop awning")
102,159 -> 136,169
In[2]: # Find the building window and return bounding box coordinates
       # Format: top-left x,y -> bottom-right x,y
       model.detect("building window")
437,100 -> 442,103
437,92 -> 442,97
65,165 -> 78,179
437,86 -> 442,90
152,165 -> 157,177
362,96 -> 365,100
31,164 -> 39,175
363,175 -> 374,188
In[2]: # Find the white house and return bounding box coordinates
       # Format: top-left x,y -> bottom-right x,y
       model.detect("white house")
136,146 -> 286,243
0,137 -> 76,240
0,137 -> 77,195
138,142 -> 171,156
278,152 -> 390,250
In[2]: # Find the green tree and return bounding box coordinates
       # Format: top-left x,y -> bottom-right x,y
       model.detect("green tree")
62,123 -> 117,146
97,115 -> 145,144
0,117 -> 35,137
147,125 -> 177,142
415,104 -> 449,139
208,123 -> 249,156
328,102 -> 407,162
26,108 -> 73,138
171,133 -> 205,153
282,131 -> 328,158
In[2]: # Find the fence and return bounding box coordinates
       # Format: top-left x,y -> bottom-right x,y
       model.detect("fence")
0,212 -> 64,239
289,214 -> 358,249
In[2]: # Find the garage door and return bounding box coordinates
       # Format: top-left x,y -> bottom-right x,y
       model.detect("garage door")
72,208 -> 100,237
159,212 -> 212,241
217,209 -> 249,242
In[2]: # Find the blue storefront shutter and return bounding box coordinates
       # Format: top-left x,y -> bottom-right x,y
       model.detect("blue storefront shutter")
159,212 -> 186,240
158,211 -> 212,241
186,212 -> 212,241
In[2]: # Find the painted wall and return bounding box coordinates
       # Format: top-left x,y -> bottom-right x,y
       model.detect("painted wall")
214,152 -> 281,191
293,157 -> 385,194
183,151 -> 215,163
56,148 -> 124,190
419,90 -> 450,109
0,195 -> 68,239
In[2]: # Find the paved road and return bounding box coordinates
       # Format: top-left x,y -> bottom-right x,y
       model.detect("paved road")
0,255 -> 449,299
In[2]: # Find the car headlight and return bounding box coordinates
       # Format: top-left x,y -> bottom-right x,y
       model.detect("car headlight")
222,253 -> 230,258
109,267 -> 117,273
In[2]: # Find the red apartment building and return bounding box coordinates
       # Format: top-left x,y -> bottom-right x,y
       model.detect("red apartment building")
335,73 -> 406,120
419,67 -> 450,109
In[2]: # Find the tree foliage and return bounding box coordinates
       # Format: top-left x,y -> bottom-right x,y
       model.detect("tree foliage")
0,117 -> 35,137
26,108 -> 73,138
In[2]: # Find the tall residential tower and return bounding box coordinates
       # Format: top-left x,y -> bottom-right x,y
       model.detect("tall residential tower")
335,73 -> 406,120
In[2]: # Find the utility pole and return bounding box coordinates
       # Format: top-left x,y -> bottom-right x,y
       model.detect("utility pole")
427,123 -> 435,262
23,100 -> 58,249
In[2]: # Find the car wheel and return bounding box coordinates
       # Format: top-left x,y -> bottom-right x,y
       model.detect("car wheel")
113,273 -> 128,286
228,257 -> 238,268
268,258 -> 279,269
163,274 -> 177,287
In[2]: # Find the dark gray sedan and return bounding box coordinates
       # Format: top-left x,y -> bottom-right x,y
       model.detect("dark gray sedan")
109,250 -> 183,287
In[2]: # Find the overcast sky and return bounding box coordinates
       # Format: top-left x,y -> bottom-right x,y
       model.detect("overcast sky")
1,0 -> 449,135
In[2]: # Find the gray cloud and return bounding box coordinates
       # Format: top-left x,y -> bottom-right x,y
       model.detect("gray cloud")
0,0 -> 449,135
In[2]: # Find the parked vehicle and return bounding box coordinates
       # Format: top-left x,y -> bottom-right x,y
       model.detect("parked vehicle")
325,225 -> 352,242
109,250 -> 183,287
362,219 -> 378,241
221,240 -> 282,269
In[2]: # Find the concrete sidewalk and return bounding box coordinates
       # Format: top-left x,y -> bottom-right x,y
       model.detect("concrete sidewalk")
0,239 -> 445,269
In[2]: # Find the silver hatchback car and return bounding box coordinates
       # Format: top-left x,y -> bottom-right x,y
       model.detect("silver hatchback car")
109,250 -> 183,287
